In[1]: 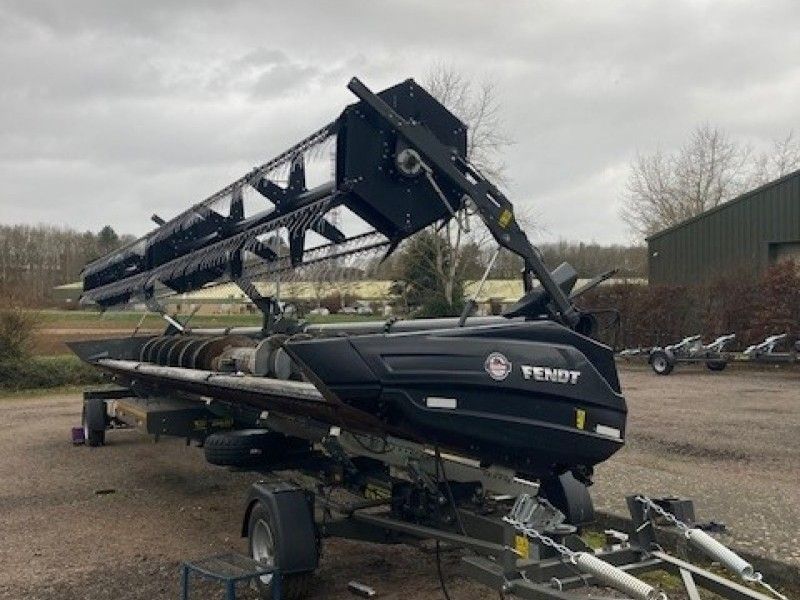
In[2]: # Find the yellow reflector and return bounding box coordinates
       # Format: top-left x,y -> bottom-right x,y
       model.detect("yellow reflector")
514,534 -> 530,559
575,408 -> 586,430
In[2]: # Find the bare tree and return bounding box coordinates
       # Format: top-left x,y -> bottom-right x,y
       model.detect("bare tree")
675,124 -> 752,214
749,130 -> 800,187
392,63 -> 513,312
622,124 -> 754,238
0,224 -> 131,307
621,148 -> 684,238
425,62 -> 511,183
623,125 -> 800,239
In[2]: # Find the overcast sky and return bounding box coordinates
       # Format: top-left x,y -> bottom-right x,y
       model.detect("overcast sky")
1,1 -> 798,244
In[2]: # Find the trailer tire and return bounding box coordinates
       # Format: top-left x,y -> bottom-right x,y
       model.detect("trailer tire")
706,359 -> 727,371
650,350 -> 673,376
204,430 -> 302,467
248,501 -> 314,600
82,398 -> 107,447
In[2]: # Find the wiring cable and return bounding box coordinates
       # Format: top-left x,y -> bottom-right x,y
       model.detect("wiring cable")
432,446 -> 469,600
433,448 -> 454,600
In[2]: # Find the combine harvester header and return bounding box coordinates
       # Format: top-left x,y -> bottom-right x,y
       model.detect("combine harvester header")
70,78 -> 789,600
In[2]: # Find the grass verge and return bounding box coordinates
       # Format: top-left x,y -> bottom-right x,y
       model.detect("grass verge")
0,354 -> 104,392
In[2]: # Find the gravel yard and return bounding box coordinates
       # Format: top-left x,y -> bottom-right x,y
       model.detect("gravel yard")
594,364 -> 800,567
0,363 -> 797,599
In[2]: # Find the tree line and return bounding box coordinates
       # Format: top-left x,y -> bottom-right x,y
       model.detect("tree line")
621,126 -> 800,238
373,234 -> 646,317
0,224 -> 132,306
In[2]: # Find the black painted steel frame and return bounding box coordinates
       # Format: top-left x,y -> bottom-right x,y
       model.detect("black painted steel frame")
81,77 -> 579,328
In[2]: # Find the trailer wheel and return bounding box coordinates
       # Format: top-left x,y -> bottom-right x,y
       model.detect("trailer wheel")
706,359 -> 727,371
204,430 -> 309,468
650,350 -> 673,376
82,398 -> 107,447
248,501 -> 314,600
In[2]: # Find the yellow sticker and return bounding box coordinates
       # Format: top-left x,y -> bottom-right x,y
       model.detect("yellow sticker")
575,408 -> 586,430
498,209 -> 513,228
365,483 -> 391,501
514,535 -> 530,559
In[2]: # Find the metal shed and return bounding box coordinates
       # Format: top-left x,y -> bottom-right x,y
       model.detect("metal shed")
647,168 -> 800,285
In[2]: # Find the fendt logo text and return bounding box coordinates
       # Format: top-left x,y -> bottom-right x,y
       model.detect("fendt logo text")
520,365 -> 581,385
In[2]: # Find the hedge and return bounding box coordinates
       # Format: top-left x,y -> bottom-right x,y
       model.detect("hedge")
581,260 -> 800,350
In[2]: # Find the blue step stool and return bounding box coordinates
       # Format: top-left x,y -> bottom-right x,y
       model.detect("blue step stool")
180,553 -> 281,600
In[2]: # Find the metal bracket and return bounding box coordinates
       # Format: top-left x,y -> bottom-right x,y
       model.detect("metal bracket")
144,290 -> 184,333
346,77 -> 580,329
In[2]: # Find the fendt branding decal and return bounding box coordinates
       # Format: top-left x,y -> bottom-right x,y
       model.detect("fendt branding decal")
485,354 -> 581,385
520,365 -> 581,385
484,352 -> 512,381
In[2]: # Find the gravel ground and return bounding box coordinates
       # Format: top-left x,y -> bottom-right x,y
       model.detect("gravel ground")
0,363 -> 797,599
0,395 -> 487,600
594,364 -> 800,567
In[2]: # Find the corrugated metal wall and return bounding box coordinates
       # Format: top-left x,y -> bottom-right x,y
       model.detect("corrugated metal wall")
647,170 -> 800,285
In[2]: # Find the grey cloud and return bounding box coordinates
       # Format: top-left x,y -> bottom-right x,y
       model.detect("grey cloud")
0,0 -> 798,243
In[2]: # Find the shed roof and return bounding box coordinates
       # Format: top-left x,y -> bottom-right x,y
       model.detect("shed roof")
646,167 -> 800,241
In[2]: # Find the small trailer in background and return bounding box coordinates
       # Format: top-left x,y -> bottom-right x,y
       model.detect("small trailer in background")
648,334 -> 736,375
619,334 -> 735,376
618,332 -> 798,375
744,334 -> 800,364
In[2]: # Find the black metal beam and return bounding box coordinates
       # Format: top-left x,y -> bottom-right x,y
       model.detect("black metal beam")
346,77 -> 580,328
350,511 -> 514,559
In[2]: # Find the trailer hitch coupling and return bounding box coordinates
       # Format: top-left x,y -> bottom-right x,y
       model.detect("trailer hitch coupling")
507,494 -> 667,600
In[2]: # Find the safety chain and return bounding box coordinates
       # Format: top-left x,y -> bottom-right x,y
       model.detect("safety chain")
507,518 -> 578,563
635,495 -> 691,535
635,496 -> 788,600
507,496 -> 671,600
503,495 -> 578,564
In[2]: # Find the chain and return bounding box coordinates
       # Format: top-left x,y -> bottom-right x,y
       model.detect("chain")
635,495 -> 691,535
635,496 -> 788,600
502,515 -> 578,564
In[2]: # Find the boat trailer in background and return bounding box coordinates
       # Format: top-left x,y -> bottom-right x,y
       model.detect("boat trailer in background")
646,334 -> 735,376
744,334 -> 800,364
619,332 -> 798,375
